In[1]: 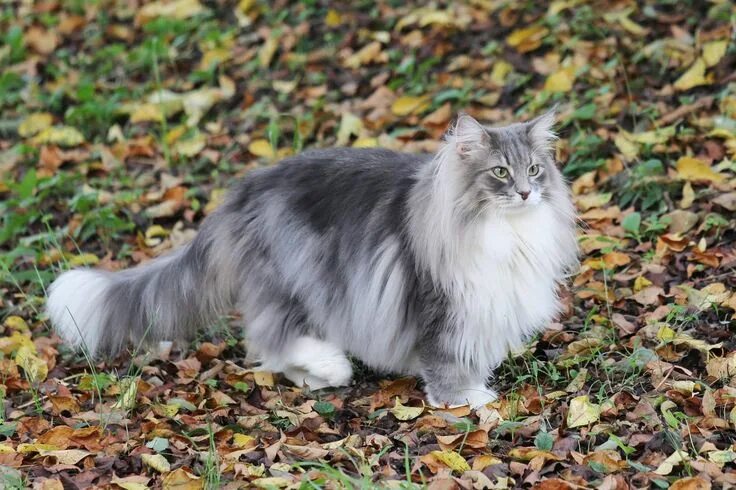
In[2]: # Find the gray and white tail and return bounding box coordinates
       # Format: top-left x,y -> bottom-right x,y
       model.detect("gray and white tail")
46,233 -> 231,357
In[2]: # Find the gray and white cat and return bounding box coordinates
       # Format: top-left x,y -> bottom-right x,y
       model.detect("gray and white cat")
47,111 -> 578,408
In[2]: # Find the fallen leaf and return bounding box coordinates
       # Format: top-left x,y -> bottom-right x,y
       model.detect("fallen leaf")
162,468 -> 202,489
135,0 -> 205,26
567,395 -> 601,428
253,371 -> 274,387
30,127 -> 85,147
18,113 -> 54,137
429,450 -> 470,473
676,156 -> 726,183
506,25 -> 548,53
248,139 -> 276,158
544,66 -> 576,93
39,449 -> 91,465
391,96 -> 431,117
702,40 -> 728,67
142,453 -> 171,473
674,57 -> 710,91
390,398 -> 424,421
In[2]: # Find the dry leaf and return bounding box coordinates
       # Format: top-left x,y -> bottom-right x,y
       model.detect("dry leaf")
567,395 -> 601,428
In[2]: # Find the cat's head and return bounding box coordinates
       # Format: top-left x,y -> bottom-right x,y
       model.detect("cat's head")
447,111 -> 562,215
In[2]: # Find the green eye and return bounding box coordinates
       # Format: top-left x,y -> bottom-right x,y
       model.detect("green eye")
528,164 -> 540,176
492,167 -> 508,179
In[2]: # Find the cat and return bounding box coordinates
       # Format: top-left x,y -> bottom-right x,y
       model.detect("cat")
46,111 -> 578,408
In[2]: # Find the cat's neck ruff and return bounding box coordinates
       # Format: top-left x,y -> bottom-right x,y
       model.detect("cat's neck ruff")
408,150 -> 577,372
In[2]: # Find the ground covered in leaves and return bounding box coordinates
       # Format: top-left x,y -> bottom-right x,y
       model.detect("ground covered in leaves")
1,0 -> 736,488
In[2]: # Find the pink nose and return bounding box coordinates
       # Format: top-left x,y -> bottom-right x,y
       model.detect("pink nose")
517,190 -> 530,200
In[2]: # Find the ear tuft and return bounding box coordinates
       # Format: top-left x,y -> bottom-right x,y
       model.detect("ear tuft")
527,109 -> 558,149
452,113 -> 489,158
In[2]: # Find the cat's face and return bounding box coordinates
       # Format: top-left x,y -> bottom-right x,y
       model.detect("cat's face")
452,112 -> 559,215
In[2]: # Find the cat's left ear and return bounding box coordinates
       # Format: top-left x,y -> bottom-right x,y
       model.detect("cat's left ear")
527,109 -> 558,149
452,113 -> 490,159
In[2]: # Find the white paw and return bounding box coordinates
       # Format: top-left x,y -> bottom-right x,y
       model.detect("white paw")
426,384 -> 498,409
280,337 -> 353,390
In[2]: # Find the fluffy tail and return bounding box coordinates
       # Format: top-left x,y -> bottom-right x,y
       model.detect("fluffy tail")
46,233 -> 233,357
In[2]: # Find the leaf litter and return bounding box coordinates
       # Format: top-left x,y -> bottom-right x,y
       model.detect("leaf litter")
0,1 -> 735,488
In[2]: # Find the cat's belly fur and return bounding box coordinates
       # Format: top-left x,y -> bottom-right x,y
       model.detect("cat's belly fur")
307,203 -> 564,374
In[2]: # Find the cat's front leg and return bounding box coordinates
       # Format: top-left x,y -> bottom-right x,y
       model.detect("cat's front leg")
418,355 -> 497,409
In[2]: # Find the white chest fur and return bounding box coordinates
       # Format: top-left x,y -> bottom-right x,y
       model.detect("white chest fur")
444,203 -> 568,372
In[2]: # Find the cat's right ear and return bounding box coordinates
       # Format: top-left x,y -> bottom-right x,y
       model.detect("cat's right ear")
452,113 -> 490,159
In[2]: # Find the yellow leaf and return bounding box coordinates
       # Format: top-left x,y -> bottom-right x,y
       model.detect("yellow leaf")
574,192 -> 612,211
198,46 -> 231,71
233,434 -> 256,448
618,15 -> 648,36
4,316 -> 29,332
391,95 -> 431,117
204,188 -> 227,215
112,377 -> 139,410
654,450 -> 687,475
174,133 -> 206,157
259,36 -> 279,68
472,454 -> 502,471
325,9 -> 341,27
18,113 -> 53,137
136,0 -> 205,25
630,126 -> 675,145
16,345 -> 48,383
0,444 -> 15,454
567,395 -> 600,428
336,113 -> 363,146
506,25 -> 548,53
253,371 -> 274,387
544,67 -> 575,93
390,398 -> 424,421
676,156 -> 725,183
144,225 -> 169,247
142,453 -> 172,473
680,181 -> 695,208
17,443 -> 60,453
613,132 -> 639,161
430,450 -> 470,473
68,253 -> 99,267
352,137 -> 378,148
703,40 -> 728,67
130,103 -> 165,123
248,139 -> 276,159
0,331 -> 34,354
490,60 -> 513,86
656,324 -> 676,341
674,57 -> 709,91
344,41 -> 383,69
30,126 -> 85,147
633,276 -> 652,292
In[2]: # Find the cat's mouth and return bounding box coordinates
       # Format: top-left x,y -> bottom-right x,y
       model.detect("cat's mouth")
496,192 -> 542,212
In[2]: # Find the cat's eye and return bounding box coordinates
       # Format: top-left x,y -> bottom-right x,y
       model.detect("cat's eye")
491,167 -> 508,179
528,164 -> 540,176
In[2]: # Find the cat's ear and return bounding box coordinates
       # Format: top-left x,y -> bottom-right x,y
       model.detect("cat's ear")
527,109 -> 558,149
452,113 -> 490,159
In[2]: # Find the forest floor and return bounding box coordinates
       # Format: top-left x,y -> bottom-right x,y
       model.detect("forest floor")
1,1 -> 736,488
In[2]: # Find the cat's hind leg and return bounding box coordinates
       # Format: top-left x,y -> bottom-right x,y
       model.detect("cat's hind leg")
240,282 -> 352,390
279,336 -> 353,390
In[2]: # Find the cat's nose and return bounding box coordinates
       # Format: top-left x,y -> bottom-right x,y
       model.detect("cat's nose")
517,190 -> 530,200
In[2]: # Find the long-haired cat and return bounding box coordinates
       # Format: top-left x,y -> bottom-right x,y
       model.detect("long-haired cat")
47,111 -> 578,408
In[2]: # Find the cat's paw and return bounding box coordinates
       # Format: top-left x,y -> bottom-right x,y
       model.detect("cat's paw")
426,384 -> 498,409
